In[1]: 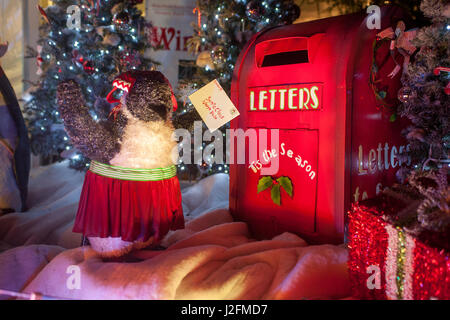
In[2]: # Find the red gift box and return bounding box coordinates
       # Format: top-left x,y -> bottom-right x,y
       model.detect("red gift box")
348,198 -> 450,300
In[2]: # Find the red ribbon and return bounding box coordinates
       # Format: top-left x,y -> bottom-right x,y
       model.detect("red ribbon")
37,5 -> 50,24
87,0 -> 101,16
433,67 -> 450,95
193,7 -> 202,35
106,86 -> 123,120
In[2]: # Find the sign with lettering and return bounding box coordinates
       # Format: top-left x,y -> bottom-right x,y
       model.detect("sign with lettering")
145,0 -> 196,88
248,83 -> 323,112
189,79 -> 240,132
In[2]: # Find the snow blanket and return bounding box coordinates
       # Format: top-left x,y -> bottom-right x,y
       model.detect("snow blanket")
0,162 -> 350,299
0,162 -> 85,251
23,210 -> 349,299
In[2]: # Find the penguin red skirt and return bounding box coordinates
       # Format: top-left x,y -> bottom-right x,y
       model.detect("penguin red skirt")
73,161 -> 184,243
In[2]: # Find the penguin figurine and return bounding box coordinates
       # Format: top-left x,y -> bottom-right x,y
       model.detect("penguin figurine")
56,71 -> 184,258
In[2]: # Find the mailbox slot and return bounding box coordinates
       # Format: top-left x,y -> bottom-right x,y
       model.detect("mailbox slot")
255,34 -> 324,67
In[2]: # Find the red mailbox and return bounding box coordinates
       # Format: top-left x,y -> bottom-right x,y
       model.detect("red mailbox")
229,6 -> 411,244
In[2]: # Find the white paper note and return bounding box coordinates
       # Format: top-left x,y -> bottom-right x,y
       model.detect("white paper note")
188,79 -> 240,132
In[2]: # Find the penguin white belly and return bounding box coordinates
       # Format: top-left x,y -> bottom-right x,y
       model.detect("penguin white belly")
110,119 -> 177,169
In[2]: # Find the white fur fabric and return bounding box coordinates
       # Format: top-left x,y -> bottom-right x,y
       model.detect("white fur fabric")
22,209 -> 350,300
0,245 -> 64,299
110,108 -> 177,169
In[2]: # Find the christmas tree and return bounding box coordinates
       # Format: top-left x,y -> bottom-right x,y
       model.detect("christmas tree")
393,0 -> 449,233
174,0 -> 301,180
24,0 -> 156,170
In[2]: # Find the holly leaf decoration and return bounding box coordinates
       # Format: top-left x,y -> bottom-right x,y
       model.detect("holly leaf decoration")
257,175 -> 294,206
271,184 -> 281,206
257,176 -> 273,193
389,113 -> 397,122
277,177 -> 293,197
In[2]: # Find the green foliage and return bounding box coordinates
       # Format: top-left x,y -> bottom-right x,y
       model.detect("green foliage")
277,176 -> 293,197
271,184 -> 281,206
257,176 -> 274,193
397,0 -> 449,171
257,176 -> 293,206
